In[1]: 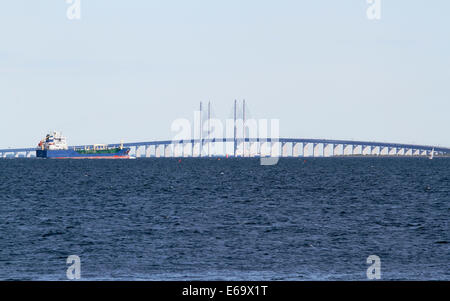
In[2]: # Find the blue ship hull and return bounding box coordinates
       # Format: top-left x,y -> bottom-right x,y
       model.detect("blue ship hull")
36,148 -> 131,159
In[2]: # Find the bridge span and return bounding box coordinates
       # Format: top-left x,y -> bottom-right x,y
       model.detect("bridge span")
2,101 -> 448,158
1,138 -> 449,158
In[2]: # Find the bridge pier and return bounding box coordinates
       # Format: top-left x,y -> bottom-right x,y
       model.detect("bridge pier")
225,140 -> 233,156
343,144 -> 352,156
362,145 -> 371,156
173,143 -> 180,157
405,148 -> 413,156
371,146 -> 380,156
192,142 -> 201,157
397,148 -> 405,156
135,146 -> 141,158
271,141 -> 280,158
145,145 -> 152,158
333,144 -> 341,156
243,141 -> 249,157
206,141 -> 213,157
313,143 -> 321,157
183,143 -> 192,157
281,142 -> 289,157
413,149 -> 420,156
250,142 -> 259,157
173,143 -> 182,157
293,143 -> 301,157
323,143 -> 332,157
235,141 -> 243,157
200,142 -> 206,157
26,151 -> 32,158
164,144 -> 171,157
155,144 -> 162,158
380,146 -> 388,156
258,141 -> 268,157
303,143 -> 312,157
215,140 -> 225,157
388,147 -> 397,156
352,145 -> 361,156
14,152 -> 20,158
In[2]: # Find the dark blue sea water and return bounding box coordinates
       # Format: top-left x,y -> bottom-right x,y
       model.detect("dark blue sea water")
0,158 -> 448,280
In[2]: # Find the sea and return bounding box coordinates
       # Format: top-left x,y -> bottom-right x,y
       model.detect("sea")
0,157 -> 448,280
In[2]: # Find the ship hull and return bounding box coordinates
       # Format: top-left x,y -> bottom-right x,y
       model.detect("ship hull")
36,148 -> 131,159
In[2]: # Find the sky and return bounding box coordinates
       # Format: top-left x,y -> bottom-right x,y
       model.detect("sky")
0,1 -> 449,148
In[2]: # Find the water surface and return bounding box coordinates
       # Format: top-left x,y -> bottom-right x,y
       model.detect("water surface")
0,158 -> 448,280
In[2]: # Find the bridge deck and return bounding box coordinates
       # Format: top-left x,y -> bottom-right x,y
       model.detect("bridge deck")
1,138 -> 449,154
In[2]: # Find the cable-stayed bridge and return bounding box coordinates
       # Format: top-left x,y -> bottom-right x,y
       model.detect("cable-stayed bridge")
1,137 -> 449,158
1,101 -> 449,158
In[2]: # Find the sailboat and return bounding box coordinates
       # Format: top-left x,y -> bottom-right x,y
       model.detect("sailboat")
429,148 -> 434,160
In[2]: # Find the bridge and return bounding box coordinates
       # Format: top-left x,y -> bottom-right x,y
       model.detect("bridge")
1,137 -> 449,159
1,101 -> 449,158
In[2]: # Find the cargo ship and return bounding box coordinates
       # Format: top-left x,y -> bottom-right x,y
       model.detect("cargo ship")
36,131 -> 131,159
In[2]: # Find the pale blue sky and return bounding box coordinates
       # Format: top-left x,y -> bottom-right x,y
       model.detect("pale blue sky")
0,1 -> 449,148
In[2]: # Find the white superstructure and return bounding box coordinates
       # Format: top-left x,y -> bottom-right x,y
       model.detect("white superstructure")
38,131 -> 68,150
